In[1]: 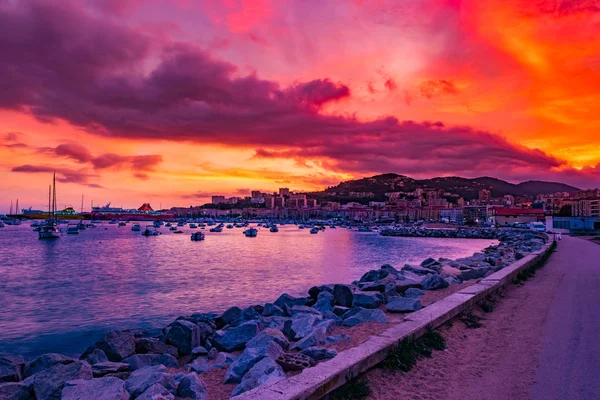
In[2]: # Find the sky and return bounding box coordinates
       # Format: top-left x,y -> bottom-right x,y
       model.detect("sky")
1,0 -> 600,211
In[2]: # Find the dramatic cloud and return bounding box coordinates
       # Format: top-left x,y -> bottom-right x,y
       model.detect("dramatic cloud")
11,164 -> 101,187
1,0 -> 599,197
419,79 -> 459,99
55,144 -> 93,163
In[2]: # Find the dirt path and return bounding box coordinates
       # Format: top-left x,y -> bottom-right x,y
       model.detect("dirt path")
365,239 -> 565,400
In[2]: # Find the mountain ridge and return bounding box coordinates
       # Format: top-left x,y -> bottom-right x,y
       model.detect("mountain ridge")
307,173 -> 579,201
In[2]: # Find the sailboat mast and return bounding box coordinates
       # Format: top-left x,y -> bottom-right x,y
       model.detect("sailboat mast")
81,194 -> 84,214
52,172 -> 57,219
48,185 -> 51,219
16,199 -> 19,215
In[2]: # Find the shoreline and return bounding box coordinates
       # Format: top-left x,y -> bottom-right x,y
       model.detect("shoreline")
0,228 -> 547,399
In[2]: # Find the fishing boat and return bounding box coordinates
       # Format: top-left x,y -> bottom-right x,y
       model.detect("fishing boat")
118,221 -> 126,227
131,223 -> 141,231
39,173 -> 61,240
310,227 -> 319,234
66,224 -> 80,234
269,225 -> 279,233
191,232 -> 205,241
243,227 -> 258,237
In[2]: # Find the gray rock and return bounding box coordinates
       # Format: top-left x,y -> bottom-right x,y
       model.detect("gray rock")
313,291 -> 334,313
61,377 -> 128,400
176,373 -> 208,399
136,383 -> 174,400
333,284 -> 354,308
24,353 -> 75,378
215,306 -> 243,329
83,349 -> 109,365
81,331 -> 136,362
212,321 -> 261,352
394,278 -> 423,293
191,346 -> 209,358
300,347 -> 337,361
380,264 -> 400,275
402,264 -> 436,275
283,314 -> 321,340
325,334 -> 351,345
207,348 -> 219,360
0,356 -> 25,383
359,269 -> 389,283
274,294 -> 308,309
358,276 -> 396,292
342,308 -> 388,327
421,274 -> 450,290
315,319 -> 336,334
352,292 -> 383,309
322,311 -> 342,324
246,328 -> 289,351
124,365 -> 175,398
290,325 -> 327,351
91,362 -> 129,377
386,297 -> 423,313
135,338 -> 179,358
262,303 -> 284,317
308,285 -> 334,301
332,306 -> 350,317
0,382 -> 31,399
404,288 -> 425,298
224,341 -> 284,384
420,257 -> 438,268
163,320 -> 211,356
457,267 -> 492,281
31,361 -> 92,400
231,357 -> 285,397
241,306 -> 261,322
122,354 -> 178,371
290,306 -> 322,316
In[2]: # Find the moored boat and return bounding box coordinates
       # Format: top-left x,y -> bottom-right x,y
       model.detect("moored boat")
310,227 -> 319,234
191,232 -> 205,241
243,227 -> 258,237
66,224 -> 80,234
131,223 -> 141,232
39,173 -> 61,240
142,226 -> 159,236
270,226 -> 279,233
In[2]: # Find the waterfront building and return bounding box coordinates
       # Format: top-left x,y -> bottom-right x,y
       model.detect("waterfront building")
491,208 -> 545,226
211,195 -> 226,204
572,198 -> 600,217
440,208 -> 464,224
463,205 -> 490,224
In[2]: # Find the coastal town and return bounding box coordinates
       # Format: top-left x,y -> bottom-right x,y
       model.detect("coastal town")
5,174 -> 598,236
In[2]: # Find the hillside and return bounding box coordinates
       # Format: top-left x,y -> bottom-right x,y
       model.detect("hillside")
309,174 -> 579,201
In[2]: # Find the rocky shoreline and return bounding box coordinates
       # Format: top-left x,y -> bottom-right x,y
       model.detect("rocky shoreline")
0,229 -> 547,400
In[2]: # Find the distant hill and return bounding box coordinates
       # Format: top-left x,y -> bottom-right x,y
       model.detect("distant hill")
308,174 -> 579,201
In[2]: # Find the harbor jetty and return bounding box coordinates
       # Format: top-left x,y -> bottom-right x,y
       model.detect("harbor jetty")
0,228 -> 548,399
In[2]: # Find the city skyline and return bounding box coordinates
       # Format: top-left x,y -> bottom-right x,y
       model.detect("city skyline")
2,0 -> 600,210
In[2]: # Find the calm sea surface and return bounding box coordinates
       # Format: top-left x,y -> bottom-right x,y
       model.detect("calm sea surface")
0,223 -> 497,358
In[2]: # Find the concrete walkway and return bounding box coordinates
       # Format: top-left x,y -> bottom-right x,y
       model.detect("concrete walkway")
531,235 -> 600,400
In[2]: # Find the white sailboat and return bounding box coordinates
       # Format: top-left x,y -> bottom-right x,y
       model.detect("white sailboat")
39,173 -> 61,239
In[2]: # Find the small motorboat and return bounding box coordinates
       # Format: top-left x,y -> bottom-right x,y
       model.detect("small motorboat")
39,222 -> 60,239
30,221 -> 40,228
0,221 -> 5,228
177,221 -> 185,227
226,224 -> 234,229
310,227 -> 319,234
243,227 -> 258,237
165,222 -> 172,227
191,232 -> 205,241
173,230 -> 184,234
109,219 -> 118,225
142,226 -> 159,236
131,223 -> 141,232
189,224 -> 198,229
153,221 -> 162,228
118,221 -> 126,227
270,226 -> 279,233
357,226 -> 372,232
210,226 -> 223,232
169,226 -> 176,231
86,223 -> 96,228
298,225 -> 305,229
66,224 -> 80,234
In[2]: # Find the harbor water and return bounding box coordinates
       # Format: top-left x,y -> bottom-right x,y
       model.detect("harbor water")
0,223 -> 497,358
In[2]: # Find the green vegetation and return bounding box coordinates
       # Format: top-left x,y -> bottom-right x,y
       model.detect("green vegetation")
330,379 -> 372,400
382,329 -> 447,372
480,296 -> 497,313
460,311 -> 483,329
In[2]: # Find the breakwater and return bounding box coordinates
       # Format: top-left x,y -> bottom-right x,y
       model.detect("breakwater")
0,228 -> 547,399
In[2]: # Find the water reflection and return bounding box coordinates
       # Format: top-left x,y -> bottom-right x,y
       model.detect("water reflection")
0,224 -> 497,357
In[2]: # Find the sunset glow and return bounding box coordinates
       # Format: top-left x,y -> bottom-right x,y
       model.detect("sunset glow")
1,0 -> 600,211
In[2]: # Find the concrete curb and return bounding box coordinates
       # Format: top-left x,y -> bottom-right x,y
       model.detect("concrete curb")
235,239 -> 555,400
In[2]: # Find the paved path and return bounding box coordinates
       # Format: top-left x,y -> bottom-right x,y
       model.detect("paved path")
531,235 -> 600,400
